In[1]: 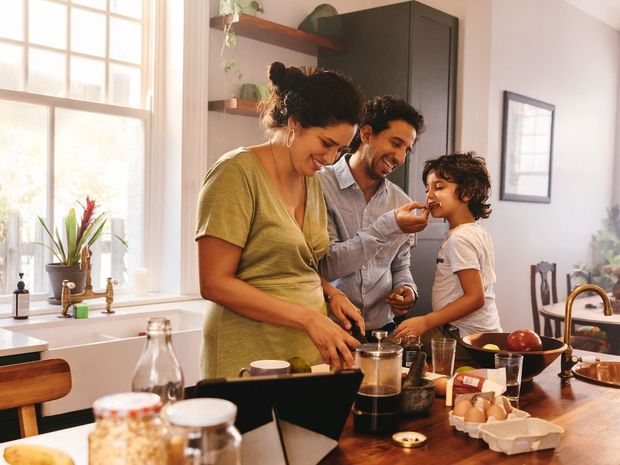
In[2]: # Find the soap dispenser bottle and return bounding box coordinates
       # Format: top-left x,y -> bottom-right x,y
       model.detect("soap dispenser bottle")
12,273 -> 30,319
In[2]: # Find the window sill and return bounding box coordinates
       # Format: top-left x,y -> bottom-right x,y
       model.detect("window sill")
0,293 -> 202,321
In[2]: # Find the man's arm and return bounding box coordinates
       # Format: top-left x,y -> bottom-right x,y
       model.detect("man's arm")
320,209 -> 401,281
320,202 -> 429,281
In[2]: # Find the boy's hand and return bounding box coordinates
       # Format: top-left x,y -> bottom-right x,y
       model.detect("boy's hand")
384,286 -> 415,316
394,201 -> 430,233
393,315 -> 431,338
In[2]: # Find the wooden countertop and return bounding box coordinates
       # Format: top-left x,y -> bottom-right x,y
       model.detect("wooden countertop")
1,351 -> 618,464
321,350 -> 620,464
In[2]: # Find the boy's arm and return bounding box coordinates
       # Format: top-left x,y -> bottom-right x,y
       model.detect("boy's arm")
393,268 -> 485,337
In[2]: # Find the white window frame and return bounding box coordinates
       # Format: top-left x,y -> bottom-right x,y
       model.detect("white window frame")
0,0 -> 156,303
0,0 -> 153,108
0,88 -> 151,303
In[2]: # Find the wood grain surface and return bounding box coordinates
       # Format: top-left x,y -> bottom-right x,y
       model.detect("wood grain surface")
320,351 -> 620,464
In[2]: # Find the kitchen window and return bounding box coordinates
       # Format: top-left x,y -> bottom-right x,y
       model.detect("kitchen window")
0,0 -> 154,299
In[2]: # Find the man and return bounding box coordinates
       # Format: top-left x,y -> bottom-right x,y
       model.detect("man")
318,96 -> 428,336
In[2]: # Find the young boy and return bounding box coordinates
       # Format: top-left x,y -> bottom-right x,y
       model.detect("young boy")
393,152 -> 502,346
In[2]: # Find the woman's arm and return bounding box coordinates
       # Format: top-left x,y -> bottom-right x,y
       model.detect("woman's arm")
320,277 -> 366,336
198,236 -> 359,368
393,268 -> 485,338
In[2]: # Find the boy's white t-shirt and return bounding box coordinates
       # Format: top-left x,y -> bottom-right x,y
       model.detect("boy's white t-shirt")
431,222 -> 502,336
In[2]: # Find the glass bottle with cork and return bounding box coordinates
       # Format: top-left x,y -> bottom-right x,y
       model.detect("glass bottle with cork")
132,316 -> 184,404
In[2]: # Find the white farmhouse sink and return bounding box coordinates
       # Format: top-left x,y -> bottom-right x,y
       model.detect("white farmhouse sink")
4,307 -> 204,416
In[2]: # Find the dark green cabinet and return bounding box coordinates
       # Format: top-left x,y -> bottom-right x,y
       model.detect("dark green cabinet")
319,1 -> 458,314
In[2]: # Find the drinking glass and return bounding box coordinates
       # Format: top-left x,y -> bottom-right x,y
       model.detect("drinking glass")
431,338 -> 456,376
494,353 -> 524,401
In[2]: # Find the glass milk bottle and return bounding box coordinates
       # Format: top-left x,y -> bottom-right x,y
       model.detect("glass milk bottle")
132,317 -> 184,403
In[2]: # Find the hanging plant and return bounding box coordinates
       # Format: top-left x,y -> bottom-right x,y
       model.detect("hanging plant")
218,1 -> 265,80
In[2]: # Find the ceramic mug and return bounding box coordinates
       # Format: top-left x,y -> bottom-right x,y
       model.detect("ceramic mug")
238,359 -> 290,377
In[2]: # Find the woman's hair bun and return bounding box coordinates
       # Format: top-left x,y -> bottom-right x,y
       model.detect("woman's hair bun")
268,62 -> 287,88
268,62 -> 304,92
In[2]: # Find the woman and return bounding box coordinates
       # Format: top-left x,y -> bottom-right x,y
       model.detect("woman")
196,62 -> 365,378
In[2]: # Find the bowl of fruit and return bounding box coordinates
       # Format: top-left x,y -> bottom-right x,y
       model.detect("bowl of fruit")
458,330 -> 567,382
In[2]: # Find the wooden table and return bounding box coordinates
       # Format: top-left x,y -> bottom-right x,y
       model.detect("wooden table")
541,295 -> 620,354
2,352 -> 619,465
321,350 -> 620,464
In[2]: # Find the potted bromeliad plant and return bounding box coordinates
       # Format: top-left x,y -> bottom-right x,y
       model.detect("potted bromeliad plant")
36,197 -> 127,304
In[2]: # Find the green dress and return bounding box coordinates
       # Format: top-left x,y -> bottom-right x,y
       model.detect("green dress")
195,148 -> 329,378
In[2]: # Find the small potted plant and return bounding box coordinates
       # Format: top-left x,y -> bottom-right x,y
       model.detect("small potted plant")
36,197 -> 126,304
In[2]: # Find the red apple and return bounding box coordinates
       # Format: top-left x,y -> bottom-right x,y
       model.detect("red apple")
506,329 -> 543,352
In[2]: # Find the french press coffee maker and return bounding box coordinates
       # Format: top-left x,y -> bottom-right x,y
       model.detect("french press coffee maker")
353,330 -> 403,433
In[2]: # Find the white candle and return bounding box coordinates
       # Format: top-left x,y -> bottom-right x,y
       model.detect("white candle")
133,267 -> 149,296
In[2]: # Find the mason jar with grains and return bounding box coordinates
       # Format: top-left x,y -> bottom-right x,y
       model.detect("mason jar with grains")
89,392 -> 167,465
165,398 -> 242,465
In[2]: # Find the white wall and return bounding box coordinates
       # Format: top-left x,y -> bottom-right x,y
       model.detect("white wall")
485,0 -> 619,331
200,0 -> 620,331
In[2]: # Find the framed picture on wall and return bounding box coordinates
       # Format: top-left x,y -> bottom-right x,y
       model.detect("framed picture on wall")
500,91 -> 555,203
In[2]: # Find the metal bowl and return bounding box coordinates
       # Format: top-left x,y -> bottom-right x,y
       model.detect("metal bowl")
459,332 -> 567,382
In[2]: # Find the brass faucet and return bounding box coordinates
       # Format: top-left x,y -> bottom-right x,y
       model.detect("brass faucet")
59,244 -> 118,318
558,284 -> 612,380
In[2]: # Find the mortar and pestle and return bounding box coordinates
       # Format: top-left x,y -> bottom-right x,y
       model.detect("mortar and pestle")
400,351 -> 435,415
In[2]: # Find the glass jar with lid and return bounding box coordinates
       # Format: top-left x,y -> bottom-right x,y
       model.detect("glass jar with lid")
89,392 -> 167,465
164,398 -> 242,465
353,330 -> 403,433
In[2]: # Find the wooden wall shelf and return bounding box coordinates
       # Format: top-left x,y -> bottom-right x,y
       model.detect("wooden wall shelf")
208,99 -> 258,116
209,13 -> 345,56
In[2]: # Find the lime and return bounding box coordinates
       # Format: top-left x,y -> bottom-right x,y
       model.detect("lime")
482,343 -> 500,351
288,357 -> 311,373
455,365 -> 475,373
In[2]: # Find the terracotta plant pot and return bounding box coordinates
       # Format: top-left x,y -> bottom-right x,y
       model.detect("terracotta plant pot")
45,263 -> 86,305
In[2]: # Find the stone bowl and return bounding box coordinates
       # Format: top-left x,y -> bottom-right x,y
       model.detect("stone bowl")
400,379 -> 435,415
459,332 -> 567,382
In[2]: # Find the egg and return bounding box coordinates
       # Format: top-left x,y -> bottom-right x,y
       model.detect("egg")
433,377 -> 448,397
463,406 -> 486,423
453,399 -> 472,417
495,395 -> 513,414
485,403 -> 507,421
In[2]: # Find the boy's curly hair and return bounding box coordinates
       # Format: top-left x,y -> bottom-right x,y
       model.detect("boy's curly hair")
422,152 -> 492,220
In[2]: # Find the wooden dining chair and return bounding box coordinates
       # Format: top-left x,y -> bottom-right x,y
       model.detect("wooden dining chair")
0,359 -> 72,438
530,261 -> 559,337
566,269 -> 592,296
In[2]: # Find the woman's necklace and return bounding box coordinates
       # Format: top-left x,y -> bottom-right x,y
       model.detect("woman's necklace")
270,141 -> 306,227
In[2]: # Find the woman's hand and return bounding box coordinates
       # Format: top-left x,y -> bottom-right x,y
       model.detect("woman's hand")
328,293 -> 366,336
393,315 -> 430,339
384,286 -> 415,317
304,312 -> 360,369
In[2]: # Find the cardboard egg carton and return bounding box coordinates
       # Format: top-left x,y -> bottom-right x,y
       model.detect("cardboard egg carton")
448,392 -> 530,439
478,418 -> 564,455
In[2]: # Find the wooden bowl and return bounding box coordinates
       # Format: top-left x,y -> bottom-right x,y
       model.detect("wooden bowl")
459,333 -> 567,382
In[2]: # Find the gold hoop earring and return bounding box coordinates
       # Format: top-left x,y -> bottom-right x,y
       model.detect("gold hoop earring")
286,129 -> 295,148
